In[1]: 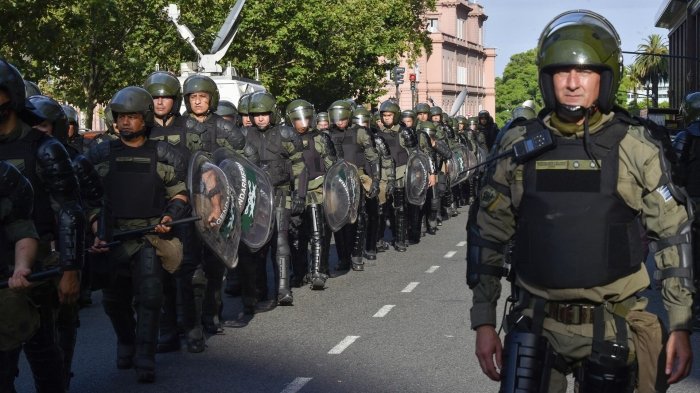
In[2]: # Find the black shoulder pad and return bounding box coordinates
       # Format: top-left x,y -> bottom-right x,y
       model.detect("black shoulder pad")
216,116 -> 237,132
156,140 -> 187,180
36,137 -> 72,166
72,155 -> 103,204
84,138 -> 113,164
278,125 -> 298,141
0,161 -> 34,220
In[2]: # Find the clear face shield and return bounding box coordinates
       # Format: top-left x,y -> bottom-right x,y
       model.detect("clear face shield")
352,114 -> 370,129
329,108 -> 351,128
289,107 -> 316,132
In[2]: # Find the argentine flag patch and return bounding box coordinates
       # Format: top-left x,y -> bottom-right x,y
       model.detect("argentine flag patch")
656,185 -> 672,203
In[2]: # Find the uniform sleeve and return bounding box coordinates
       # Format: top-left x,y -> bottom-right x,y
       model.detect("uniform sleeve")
157,162 -> 187,199
283,139 -> 306,191
470,128 -> 524,329
4,218 -> 39,243
618,129 -> 693,331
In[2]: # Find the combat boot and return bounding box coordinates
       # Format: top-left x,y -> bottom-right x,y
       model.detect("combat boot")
277,255 -> 294,305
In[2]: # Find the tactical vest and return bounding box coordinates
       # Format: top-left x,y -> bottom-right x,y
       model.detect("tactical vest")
301,131 -> 325,179
339,126 -> 366,169
382,129 -> 409,167
105,140 -> 166,219
245,127 -> 291,186
0,129 -> 55,236
681,136 -> 700,197
514,119 -> 643,289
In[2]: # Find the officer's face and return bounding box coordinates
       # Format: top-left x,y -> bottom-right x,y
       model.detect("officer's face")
68,124 -> 76,137
552,67 -> 601,110
117,112 -> 146,133
402,117 -> 414,128
334,119 -> 349,130
241,116 -> 252,127
417,112 -> 428,122
317,120 -> 329,130
431,114 -> 441,123
293,118 -> 309,134
189,92 -> 210,116
253,113 -> 271,129
153,96 -> 175,117
381,112 -> 394,127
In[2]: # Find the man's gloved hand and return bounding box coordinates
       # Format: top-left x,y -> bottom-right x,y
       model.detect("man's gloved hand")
291,193 -> 306,216
386,180 -> 395,198
368,178 -> 380,199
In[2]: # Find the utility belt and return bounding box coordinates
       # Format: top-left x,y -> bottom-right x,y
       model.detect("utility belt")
541,297 -> 635,326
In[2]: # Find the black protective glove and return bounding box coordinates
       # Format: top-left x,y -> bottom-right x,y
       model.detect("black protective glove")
290,192 -> 306,216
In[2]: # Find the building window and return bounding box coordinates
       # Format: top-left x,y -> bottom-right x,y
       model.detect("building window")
457,66 -> 466,85
456,18 -> 465,39
427,18 -> 439,33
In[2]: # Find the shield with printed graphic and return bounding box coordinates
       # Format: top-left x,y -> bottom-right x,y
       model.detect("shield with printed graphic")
323,159 -> 361,232
405,151 -> 431,206
187,151 -> 240,268
213,148 -> 274,251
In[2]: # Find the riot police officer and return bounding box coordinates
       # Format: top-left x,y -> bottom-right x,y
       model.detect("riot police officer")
470,11 -> 693,392
173,74 -> 247,335
86,86 -> 188,383
286,99 -> 336,289
316,111 -> 330,132
477,109 -> 499,150
216,100 -> 239,124
672,91 -> 700,331
239,91 -> 306,309
0,60 -> 85,392
328,100 -> 381,272
144,71 -> 182,127
237,93 -> 253,127
62,104 -> 86,153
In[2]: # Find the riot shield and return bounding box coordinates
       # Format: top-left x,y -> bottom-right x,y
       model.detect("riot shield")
213,148 -> 275,251
323,159 -> 361,232
187,151 -> 240,268
462,146 -> 478,180
405,151 -> 431,206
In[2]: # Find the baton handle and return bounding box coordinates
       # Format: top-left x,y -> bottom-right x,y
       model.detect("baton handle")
0,267 -> 64,290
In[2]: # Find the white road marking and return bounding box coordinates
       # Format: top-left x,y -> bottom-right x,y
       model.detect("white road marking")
328,336 -> 360,354
280,377 -> 313,393
425,265 -> 440,273
401,282 -> 420,293
456,241 -> 467,247
373,305 -> 395,318
444,251 -> 457,258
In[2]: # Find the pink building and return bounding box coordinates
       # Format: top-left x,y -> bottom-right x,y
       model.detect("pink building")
378,1 -> 496,117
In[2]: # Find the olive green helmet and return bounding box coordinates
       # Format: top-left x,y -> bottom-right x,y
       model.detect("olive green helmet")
455,115 -> 468,128
286,99 -> 315,129
24,80 -> 42,97
248,91 -> 276,114
429,106 -> 443,117
537,10 -> 622,113
401,109 -> 417,125
317,111 -> 329,123
62,104 -> 79,126
237,93 -> 252,115
109,86 -> 155,127
512,105 -> 537,121
0,60 -> 26,112
352,107 -> 371,128
416,121 -> 437,137
182,74 -> 219,112
144,71 -> 182,116
328,100 -> 353,124
27,95 -> 69,140
414,103 -> 430,114
379,100 -> 401,126
216,100 -> 238,118
681,92 -> 700,124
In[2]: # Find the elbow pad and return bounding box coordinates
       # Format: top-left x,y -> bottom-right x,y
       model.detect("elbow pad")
0,161 -> 34,221
650,220 -> 695,293
57,201 -> 85,271
466,208 -> 508,289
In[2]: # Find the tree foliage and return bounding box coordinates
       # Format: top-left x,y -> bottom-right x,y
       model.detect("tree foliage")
0,0 -> 434,128
494,49 -> 543,126
633,34 -> 668,108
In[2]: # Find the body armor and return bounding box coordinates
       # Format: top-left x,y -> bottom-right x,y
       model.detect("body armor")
103,140 -> 167,219
514,120 -> 643,288
242,126 -> 294,187
332,126 -> 367,171
382,128 -> 409,168
300,131 -> 325,180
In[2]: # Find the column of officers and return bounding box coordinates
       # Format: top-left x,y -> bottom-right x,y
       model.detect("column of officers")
0,60 -> 491,389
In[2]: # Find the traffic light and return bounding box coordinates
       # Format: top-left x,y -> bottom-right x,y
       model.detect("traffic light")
393,66 -> 405,85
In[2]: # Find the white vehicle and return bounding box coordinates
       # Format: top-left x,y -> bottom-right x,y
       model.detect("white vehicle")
164,0 -> 266,113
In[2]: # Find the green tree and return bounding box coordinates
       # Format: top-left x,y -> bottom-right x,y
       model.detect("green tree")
634,34 -> 668,108
494,49 -> 542,126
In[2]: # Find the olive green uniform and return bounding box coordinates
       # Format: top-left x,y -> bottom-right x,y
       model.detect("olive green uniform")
471,111 -> 693,391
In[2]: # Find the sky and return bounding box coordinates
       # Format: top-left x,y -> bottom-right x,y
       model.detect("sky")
475,0 -> 670,77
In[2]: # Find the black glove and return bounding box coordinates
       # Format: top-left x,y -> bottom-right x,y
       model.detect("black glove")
368,178 -> 380,199
386,180 -> 395,198
291,193 -> 306,216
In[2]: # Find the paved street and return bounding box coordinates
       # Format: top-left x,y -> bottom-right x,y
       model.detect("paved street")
17,206 -> 700,392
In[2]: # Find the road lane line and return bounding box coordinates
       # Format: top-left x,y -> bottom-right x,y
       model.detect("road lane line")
401,282 -> 420,293
444,251 -> 457,258
425,265 -> 440,273
328,336 -> 360,354
456,241 -> 467,247
280,377 -> 313,393
373,305 -> 395,318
